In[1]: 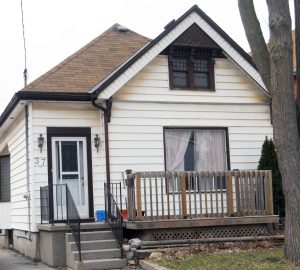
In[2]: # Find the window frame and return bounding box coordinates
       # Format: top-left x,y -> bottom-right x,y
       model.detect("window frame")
168,47 -> 215,91
163,127 -> 231,193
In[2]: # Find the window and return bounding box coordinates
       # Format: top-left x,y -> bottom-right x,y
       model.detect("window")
169,47 -> 215,90
0,155 -> 10,202
164,129 -> 228,191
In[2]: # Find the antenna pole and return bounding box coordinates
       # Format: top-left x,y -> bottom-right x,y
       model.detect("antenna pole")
21,0 -> 28,87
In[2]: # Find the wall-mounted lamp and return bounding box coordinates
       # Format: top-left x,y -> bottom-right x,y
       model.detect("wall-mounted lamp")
94,134 -> 100,153
38,134 -> 44,153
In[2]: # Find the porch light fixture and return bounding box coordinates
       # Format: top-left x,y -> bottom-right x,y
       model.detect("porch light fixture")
94,134 -> 100,153
38,134 -> 44,153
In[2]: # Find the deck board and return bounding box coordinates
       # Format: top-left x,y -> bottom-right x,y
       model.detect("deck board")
125,215 -> 279,230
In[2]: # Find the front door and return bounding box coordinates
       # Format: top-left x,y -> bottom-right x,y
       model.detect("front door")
51,137 -> 89,219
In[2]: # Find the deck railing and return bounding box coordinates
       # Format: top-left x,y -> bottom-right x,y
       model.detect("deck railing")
125,170 -> 273,221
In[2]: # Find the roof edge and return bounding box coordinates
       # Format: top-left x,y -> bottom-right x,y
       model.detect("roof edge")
0,91 -> 92,128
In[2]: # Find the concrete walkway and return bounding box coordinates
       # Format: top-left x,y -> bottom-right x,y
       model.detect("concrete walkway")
0,247 -> 57,270
0,247 -> 144,270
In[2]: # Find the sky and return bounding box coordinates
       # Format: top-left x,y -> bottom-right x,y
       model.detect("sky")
0,0 -> 295,114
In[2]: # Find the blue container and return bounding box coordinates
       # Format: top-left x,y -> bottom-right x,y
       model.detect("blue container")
96,210 -> 106,222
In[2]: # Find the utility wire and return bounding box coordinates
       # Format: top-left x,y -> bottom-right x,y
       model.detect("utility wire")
20,0 -> 28,87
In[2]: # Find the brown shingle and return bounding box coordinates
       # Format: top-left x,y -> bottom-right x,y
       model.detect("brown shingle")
23,24 -> 150,93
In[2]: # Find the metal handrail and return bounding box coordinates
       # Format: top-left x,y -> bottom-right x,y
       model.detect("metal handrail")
104,183 -> 123,247
40,184 -> 82,261
65,184 -> 81,262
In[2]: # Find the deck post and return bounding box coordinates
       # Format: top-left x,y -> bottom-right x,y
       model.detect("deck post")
126,169 -> 135,221
181,174 -> 187,218
226,172 -> 234,216
136,174 -> 142,221
267,171 -> 274,215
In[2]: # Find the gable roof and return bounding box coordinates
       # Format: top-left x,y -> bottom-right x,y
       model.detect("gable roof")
92,5 -> 268,100
0,5 -> 269,129
23,24 -> 150,93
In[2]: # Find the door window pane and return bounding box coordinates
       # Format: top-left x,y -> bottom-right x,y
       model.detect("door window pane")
61,141 -> 78,172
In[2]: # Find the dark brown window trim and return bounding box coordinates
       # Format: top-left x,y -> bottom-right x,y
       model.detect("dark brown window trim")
47,127 -> 94,219
168,47 -> 216,91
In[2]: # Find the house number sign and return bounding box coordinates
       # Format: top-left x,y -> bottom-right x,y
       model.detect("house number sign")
34,157 -> 47,166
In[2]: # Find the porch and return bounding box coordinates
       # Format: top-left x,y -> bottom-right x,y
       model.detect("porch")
122,170 -> 278,231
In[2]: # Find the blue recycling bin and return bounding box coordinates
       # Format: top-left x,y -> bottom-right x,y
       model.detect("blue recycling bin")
96,210 -> 106,222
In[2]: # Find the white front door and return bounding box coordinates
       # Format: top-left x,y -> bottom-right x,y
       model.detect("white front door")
51,137 -> 89,219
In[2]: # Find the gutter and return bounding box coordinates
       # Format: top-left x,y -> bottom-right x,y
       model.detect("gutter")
91,96 -> 112,189
17,105 -> 32,241
0,91 -> 91,128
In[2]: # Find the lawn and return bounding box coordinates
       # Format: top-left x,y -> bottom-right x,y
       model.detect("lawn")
151,246 -> 300,270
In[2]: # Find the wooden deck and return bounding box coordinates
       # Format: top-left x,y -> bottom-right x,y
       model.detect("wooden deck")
124,170 -> 275,225
125,215 -> 279,230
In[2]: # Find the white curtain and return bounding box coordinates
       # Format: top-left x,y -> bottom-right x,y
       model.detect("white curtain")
165,129 -> 192,171
194,130 -> 227,171
194,130 -> 227,190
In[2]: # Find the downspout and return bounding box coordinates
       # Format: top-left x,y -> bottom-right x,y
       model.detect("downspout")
17,105 -> 31,240
91,96 -> 111,189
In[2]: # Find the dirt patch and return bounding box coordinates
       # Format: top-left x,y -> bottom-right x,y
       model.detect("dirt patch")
156,239 -> 283,260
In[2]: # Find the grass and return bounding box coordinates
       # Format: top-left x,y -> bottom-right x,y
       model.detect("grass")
152,247 -> 300,270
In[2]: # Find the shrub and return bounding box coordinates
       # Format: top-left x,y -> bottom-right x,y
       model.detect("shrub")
258,137 -> 285,217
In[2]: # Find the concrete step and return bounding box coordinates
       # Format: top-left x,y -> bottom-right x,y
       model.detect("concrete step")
66,231 -> 114,242
69,240 -> 118,251
74,258 -> 127,270
73,248 -> 121,261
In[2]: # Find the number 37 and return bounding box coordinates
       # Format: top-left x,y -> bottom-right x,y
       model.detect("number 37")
34,158 -> 46,166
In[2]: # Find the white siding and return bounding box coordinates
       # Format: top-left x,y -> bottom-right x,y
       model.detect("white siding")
31,102 -> 104,230
0,110 -> 28,231
0,203 -> 11,229
109,56 -> 272,183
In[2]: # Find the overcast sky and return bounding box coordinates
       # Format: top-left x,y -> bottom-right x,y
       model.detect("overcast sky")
0,0 -> 295,114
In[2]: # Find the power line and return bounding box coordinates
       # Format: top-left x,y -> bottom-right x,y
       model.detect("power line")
20,0 -> 28,87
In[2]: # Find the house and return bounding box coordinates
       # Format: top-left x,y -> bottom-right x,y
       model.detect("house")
0,5 -> 278,269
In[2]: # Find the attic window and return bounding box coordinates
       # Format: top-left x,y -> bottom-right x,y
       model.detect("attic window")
168,46 -> 215,91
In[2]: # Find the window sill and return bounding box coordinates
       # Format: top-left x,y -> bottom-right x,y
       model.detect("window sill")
170,88 -> 215,92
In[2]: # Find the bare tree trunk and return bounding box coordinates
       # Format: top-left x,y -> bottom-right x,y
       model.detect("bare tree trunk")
267,0 -> 300,265
239,0 -> 300,265
238,0 -> 270,90
295,0 -> 300,104
295,0 -> 300,136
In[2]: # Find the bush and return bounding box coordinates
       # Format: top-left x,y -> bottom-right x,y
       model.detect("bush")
258,137 -> 285,217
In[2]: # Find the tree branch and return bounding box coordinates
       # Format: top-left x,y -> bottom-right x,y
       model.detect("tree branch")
238,0 -> 270,91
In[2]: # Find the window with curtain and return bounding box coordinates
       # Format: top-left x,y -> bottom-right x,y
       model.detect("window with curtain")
164,129 -> 228,191
0,155 -> 10,202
